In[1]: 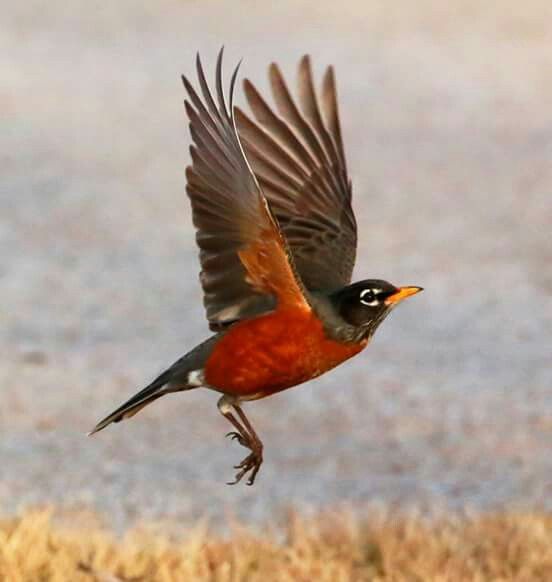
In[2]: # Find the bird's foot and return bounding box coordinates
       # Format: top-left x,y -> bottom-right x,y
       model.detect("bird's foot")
227,436 -> 263,486
225,431 -> 248,448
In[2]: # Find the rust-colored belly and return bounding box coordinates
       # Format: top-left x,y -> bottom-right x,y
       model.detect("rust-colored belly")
204,307 -> 367,399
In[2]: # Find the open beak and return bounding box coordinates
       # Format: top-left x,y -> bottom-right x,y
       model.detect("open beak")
384,286 -> 423,306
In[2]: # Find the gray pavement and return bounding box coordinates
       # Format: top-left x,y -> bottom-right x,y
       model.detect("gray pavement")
1,1 -> 551,529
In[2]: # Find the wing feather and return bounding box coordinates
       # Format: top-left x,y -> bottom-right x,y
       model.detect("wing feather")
236,56 -> 357,292
183,50 -> 309,329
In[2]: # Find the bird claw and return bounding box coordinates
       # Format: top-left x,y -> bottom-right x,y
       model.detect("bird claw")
226,441 -> 263,486
225,431 -> 247,447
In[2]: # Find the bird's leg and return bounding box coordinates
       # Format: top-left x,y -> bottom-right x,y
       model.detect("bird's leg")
229,403 -> 264,485
217,395 -> 264,486
224,413 -> 249,448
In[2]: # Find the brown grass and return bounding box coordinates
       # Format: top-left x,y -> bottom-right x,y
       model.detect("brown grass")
1,509 -> 551,581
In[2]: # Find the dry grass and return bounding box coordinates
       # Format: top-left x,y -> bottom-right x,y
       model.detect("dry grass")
0,509 -> 551,581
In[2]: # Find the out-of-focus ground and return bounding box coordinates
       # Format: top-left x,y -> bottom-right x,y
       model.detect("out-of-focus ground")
1,1 -> 551,528
2,509 -> 551,581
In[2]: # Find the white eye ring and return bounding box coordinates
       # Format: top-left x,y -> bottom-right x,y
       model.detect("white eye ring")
360,288 -> 380,307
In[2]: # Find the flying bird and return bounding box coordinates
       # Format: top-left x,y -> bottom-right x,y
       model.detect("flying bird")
90,49 -> 423,486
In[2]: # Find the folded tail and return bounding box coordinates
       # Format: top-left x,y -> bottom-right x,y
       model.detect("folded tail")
89,336 -> 219,436
88,366 -> 192,436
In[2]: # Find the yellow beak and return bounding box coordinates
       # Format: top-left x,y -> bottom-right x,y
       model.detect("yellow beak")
384,286 -> 423,305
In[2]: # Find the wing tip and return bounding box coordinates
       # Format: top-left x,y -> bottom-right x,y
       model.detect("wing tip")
298,55 -> 313,79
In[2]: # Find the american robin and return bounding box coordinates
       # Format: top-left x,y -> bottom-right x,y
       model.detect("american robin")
90,49 -> 422,486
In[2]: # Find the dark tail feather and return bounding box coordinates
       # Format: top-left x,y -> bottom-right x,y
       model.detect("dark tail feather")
89,368 -> 186,436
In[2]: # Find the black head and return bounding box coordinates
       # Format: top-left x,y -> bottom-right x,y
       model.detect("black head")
330,279 -> 423,340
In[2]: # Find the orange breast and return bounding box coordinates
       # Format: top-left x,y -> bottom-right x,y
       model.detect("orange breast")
204,307 -> 367,398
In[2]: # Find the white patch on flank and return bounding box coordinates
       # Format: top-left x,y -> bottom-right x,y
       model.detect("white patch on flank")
217,394 -> 238,415
187,369 -> 205,387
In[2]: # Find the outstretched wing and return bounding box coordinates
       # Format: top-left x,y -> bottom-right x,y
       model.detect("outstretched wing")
183,50 -> 310,330
235,56 -> 357,293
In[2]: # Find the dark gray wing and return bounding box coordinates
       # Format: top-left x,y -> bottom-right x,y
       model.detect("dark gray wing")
183,50 -> 310,331
235,56 -> 357,293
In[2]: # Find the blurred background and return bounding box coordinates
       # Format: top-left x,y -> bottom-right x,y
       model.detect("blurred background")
1,1 -> 551,529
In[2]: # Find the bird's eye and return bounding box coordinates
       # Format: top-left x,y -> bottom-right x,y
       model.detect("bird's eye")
360,288 -> 379,306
